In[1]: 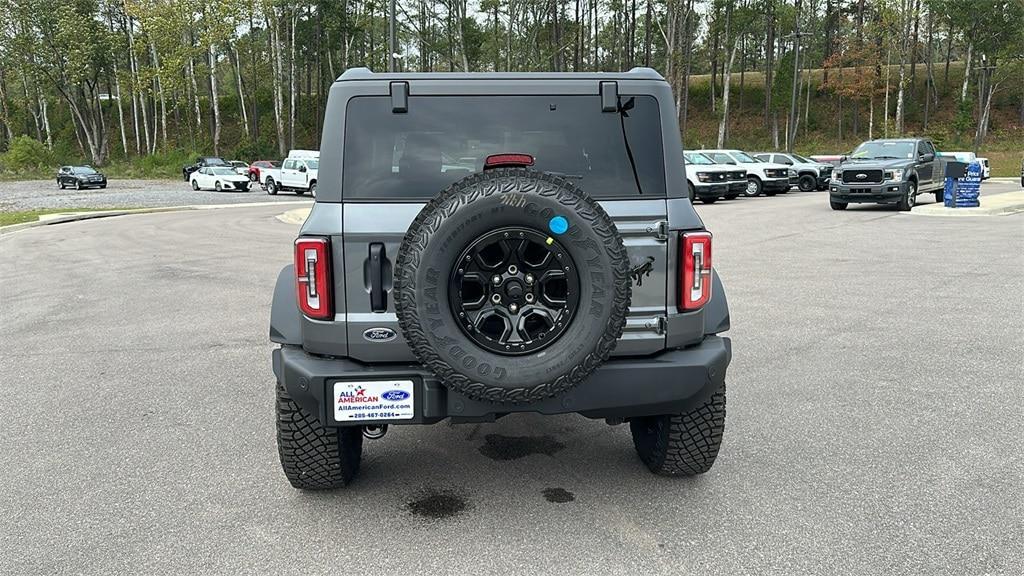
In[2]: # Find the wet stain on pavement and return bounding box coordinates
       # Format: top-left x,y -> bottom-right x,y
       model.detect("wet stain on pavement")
478,434 -> 565,461
542,487 -> 575,503
406,490 -> 468,520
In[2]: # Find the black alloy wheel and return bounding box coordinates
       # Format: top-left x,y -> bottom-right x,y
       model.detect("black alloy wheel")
449,227 -> 580,356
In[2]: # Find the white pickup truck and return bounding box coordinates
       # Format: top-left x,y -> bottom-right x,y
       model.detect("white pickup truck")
262,151 -> 319,196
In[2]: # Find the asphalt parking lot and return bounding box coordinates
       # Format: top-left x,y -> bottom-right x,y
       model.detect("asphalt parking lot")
0,178 -> 307,212
1,183 -> 1022,575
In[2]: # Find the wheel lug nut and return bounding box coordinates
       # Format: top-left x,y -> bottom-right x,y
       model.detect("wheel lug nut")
525,293 -> 535,303
525,273 -> 534,284
508,265 -> 518,275
491,294 -> 501,304
492,275 -> 501,285
509,303 -> 519,313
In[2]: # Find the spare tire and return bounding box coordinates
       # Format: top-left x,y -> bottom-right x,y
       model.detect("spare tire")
394,168 -> 630,404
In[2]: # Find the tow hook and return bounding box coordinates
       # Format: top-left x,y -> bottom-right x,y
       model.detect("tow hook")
363,424 -> 388,440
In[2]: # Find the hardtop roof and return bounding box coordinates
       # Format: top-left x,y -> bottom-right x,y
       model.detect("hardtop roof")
336,66 -> 665,83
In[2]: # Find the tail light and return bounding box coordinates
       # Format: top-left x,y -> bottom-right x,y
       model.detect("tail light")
678,231 -> 712,311
295,237 -> 332,319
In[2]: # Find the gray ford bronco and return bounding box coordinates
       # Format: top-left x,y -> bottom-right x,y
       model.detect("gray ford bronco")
270,67 -> 732,489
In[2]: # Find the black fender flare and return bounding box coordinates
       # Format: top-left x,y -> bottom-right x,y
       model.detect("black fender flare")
703,269 -> 731,335
270,265 -> 302,345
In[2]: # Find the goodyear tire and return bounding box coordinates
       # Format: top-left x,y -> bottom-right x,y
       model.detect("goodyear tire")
394,168 -> 631,404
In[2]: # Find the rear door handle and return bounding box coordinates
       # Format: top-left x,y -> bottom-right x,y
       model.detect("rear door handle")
369,243 -> 387,312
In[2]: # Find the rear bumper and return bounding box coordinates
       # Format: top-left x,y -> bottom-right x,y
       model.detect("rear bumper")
830,181 -> 909,203
273,336 -> 732,426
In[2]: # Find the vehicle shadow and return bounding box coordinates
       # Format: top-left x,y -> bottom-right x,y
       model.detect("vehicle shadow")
289,411 -> 717,518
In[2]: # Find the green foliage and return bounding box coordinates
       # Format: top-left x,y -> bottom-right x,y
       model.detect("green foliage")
0,136 -> 55,173
230,138 -> 279,162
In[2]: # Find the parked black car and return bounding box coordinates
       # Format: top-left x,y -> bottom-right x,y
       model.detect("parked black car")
57,166 -> 107,190
182,156 -> 228,181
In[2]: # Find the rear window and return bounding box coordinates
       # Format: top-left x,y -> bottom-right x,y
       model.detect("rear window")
342,95 -> 665,200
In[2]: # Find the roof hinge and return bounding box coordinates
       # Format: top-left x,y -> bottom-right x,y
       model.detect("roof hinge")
390,81 -> 408,113
599,81 -> 618,112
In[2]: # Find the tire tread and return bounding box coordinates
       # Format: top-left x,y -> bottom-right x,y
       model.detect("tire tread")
631,384 -> 726,476
276,382 -> 362,490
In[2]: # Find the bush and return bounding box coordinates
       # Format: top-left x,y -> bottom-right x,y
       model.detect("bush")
0,136 -> 55,172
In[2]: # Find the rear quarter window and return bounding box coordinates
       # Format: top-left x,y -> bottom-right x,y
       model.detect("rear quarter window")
341,94 -> 666,201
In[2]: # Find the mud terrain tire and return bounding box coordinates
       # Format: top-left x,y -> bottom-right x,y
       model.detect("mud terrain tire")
394,168 -> 630,404
276,381 -> 363,489
630,383 -> 726,476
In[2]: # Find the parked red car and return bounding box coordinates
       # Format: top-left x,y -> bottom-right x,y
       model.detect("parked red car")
247,160 -> 281,182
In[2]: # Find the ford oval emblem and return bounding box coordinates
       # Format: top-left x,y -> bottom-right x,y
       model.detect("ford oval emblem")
381,390 -> 410,402
363,327 -> 397,342
856,173 -> 867,179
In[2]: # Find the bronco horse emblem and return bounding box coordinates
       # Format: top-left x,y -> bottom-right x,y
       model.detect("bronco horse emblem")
630,256 -> 656,287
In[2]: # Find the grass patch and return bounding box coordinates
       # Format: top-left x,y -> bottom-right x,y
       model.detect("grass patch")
0,207 -> 135,227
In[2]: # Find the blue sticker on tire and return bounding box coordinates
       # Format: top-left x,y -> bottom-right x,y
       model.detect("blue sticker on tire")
549,216 -> 568,235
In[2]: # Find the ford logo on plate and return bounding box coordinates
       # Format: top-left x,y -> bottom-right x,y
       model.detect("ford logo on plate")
381,390 -> 410,402
363,327 -> 397,342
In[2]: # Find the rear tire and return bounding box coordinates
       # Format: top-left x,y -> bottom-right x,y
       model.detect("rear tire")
276,381 -> 363,490
934,189 -> 943,203
215,181 -> 222,192
266,178 -> 278,195
191,180 -> 199,191
830,200 -> 848,210
799,174 -> 816,191
631,383 -> 726,476
58,180 -> 64,189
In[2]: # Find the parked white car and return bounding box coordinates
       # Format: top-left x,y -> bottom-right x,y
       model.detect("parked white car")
190,166 -> 251,192
262,150 -> 319,196
228,160 -> 250,176
699,149 -> 793,196
754,152 -> 834,191
684,152 -> 746,203
977,157 -> 991,180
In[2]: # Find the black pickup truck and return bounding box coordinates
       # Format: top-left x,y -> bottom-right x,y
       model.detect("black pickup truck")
829,138 -> 947,211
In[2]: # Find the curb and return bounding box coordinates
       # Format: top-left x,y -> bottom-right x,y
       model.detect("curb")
0,200 -> 312,235
908,190 -> 1024,217
276,206 -> 312,225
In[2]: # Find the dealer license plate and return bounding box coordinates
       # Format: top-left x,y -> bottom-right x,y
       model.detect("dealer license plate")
333,380 -> 415,422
